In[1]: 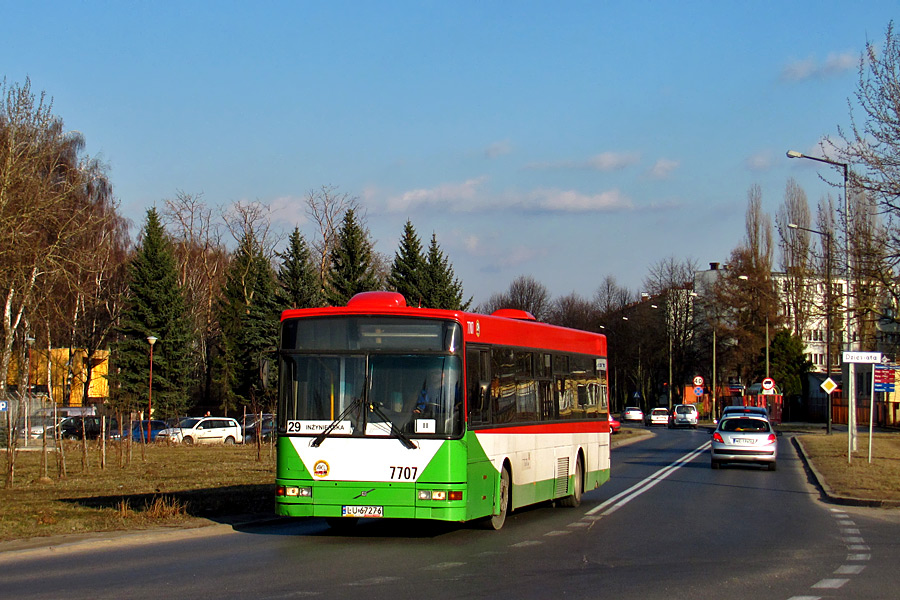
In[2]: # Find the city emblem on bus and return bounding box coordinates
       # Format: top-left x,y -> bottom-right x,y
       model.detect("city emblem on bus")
467,320 -> 481,337
313,460 -> 330,477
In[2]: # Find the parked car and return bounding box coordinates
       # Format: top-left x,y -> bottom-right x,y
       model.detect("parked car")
157,416 -> 243,445
18,416 -> 64,439
710,414 -> 778,470
110,420 -> 168,442
243,415 -> 276,443
621,407 -> 644,422
58,416 -> 117,440
608,413 -> 621,434
669,404 -> 699,428
645,407 -> 670,426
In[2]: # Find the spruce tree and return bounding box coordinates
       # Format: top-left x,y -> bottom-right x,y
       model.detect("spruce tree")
219,231 -> 280,413
423,233 -> 472,310
114,208 -> 194,419
387,220 -> 426,305
276,227 -> 322,309
326,209 -> 380,306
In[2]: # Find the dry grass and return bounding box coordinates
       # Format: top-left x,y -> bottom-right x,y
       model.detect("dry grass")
797,431 -> 900,502
0,441 -> 275,542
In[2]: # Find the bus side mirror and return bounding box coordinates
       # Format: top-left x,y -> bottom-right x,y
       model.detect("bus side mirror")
258,347 -> 277,389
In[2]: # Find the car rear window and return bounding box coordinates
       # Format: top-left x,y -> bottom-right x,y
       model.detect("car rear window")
721,418 -> 770,433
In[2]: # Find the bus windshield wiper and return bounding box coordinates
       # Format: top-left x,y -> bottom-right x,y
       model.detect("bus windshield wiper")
311,397 -> 363,447
368,402 -> 417,450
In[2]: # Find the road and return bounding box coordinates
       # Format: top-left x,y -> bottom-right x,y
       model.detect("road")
3,427 -> 900,599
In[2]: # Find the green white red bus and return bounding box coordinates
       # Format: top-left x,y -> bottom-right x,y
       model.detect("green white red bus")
275,291 -> 611,529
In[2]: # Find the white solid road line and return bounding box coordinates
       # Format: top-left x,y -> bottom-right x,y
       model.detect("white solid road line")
586,441 -> 711,517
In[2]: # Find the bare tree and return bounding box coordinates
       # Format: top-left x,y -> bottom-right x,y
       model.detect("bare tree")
546,292 -> 598,331
832,22 -> 900,259
594,275 -> 633,319
304,185 -> 359,292
163,191 -> 228,407
478,275 -> 552,321
776,178 -> 814,336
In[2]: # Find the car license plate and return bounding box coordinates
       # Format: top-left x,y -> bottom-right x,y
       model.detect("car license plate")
734,438 -> 755,445
341,505 -> 383,518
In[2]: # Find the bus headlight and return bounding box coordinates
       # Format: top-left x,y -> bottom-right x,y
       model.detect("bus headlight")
277,486 -> 312,498
417,490 -> 462,501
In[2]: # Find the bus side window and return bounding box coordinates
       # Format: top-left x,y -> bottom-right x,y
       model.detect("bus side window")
466,348 -> 491,425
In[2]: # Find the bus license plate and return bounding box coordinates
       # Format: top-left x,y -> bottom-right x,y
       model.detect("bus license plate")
342,505 -> 383,518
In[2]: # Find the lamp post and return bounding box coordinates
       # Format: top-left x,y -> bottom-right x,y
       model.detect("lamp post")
786,151 -> 850,349
787,150 -> 850,438
25,336 -> 34,448
147,336 -> 157,442
788,223 -> 833,434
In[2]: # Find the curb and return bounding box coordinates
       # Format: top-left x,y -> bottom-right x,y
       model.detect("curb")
792,436 -> 900,508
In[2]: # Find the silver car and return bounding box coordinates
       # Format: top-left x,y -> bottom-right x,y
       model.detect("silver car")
710,415 -> 778,471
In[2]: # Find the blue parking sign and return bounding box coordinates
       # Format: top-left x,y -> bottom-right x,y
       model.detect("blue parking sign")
0,400 -> 7,412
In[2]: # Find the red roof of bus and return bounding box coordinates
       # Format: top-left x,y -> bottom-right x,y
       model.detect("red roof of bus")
280,291 -> 606,356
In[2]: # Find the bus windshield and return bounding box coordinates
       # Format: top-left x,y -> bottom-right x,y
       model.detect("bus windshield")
280,353 -> 463,438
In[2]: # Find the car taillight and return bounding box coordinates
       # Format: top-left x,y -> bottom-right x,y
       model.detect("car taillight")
767,434 -> 776,444
713,432 -> 724,443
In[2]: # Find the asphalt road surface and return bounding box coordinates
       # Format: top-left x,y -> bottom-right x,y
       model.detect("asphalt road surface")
3,427 -> 900,599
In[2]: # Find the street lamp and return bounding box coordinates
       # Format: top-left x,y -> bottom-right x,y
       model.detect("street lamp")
787,150 -> 850,351
147,336 -> 157,442
788,222 -> 833,434
25,336 -> 34,448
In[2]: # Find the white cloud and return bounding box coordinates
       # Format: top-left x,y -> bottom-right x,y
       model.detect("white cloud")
781,51 -> 856,81
528,188 -> 634,213
269,195 -> 308,226
526,151 -> 640,171
386,176 -> 488,212
485,140 -> 512,158
746,151 -> 772,171
386,180 -> 636,216
648,158 -> 679,179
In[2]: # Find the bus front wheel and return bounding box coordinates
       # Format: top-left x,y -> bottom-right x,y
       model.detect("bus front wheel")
484,466 -> 510,530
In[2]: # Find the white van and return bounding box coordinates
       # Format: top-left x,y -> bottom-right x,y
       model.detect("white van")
670,404 -> 699,428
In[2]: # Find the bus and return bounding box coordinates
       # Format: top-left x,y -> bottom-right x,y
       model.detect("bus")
275,291 -> 611,529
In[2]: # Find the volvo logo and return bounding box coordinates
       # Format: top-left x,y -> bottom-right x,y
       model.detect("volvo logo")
354,489 -> 375,499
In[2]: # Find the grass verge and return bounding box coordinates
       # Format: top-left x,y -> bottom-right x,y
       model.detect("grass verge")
0,441 -> 275,542
797,431 -> 900,502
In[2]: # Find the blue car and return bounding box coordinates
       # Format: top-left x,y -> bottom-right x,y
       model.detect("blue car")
119,420 -> 168,442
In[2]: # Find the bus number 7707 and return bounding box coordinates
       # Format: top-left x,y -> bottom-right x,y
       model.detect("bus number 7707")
390,466 -> 417,480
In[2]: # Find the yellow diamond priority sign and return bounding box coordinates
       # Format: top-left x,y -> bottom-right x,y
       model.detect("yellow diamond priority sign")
820,377 -> 838,395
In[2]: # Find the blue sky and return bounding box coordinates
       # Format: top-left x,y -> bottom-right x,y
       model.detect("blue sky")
3,2 -> 897,306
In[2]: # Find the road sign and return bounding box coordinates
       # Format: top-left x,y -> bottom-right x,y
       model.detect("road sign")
693,386 -> 704,397
843,351 -> 883,364
693,375 -> 704,387
0,400 -> 7,412
820,377 -> 838,395
875,365 -> 896,393
762,377 -> 775,391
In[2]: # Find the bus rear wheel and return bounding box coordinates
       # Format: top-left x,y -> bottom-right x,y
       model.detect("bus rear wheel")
559,458 -> 583,508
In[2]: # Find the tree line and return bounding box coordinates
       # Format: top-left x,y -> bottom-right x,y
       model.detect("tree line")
3,21 -> 900,430
0,79 -> 470,427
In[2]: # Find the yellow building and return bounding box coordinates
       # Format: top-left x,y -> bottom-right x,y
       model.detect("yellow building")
5,347 -> 109,407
